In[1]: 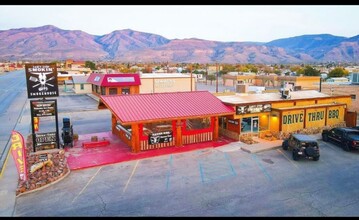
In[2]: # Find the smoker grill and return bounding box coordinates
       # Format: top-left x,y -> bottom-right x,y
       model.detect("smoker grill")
61,117 -> 73,147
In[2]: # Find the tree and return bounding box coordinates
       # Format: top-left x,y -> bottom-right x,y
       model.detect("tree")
85,61 -> 96,70
328,67 -> 349,78
301,65 -> 321,76
207,74 -> 216,85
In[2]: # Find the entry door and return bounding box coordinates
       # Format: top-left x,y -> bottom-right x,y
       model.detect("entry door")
252,117 -> 259,133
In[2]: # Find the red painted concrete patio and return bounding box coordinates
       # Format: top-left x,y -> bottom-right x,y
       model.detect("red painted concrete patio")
64,131 -> 236,170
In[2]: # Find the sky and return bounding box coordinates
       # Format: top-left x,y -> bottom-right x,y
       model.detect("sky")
0,5 -> 359,43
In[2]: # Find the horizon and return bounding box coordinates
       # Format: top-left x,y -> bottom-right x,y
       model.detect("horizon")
0,5 -> 358,42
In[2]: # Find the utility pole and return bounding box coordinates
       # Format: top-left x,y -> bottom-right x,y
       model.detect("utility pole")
216,63 -> 219,93
190,64 -> 193,92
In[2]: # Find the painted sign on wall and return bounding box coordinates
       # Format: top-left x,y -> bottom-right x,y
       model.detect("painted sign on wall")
305,108 -> 326,128
281,110 -> 305,132
326,105 -> 345,126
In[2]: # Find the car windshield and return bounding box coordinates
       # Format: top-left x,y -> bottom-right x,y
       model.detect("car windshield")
347,131 -> 359,139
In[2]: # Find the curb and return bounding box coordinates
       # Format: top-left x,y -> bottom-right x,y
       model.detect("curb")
15,163 -> 71,198
241,145 -> 282,154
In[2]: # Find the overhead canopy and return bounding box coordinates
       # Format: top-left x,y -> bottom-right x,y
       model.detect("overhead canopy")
101,91 -> 235,124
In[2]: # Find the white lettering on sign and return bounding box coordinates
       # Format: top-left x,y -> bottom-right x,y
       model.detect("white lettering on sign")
154,79 -> 175,88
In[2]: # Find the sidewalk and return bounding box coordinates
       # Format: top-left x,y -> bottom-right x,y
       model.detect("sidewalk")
238,133 -> 322,153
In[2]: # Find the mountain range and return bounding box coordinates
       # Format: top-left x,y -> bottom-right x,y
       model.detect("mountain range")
1,25 -> 359,64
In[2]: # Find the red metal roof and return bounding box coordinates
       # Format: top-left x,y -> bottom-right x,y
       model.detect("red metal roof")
87,73 -> 141,87
101,91 -> 235,124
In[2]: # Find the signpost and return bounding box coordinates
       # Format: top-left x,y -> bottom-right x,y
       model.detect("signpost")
25,63 -> 59,152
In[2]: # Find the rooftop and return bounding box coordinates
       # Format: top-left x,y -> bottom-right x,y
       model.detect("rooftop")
100,91 -> 234,124
217,90 -> 330,105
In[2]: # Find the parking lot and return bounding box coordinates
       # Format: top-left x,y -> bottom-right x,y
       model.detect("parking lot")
13,136 -> 359,216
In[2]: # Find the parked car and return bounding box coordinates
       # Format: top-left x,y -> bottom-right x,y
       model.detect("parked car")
322,127 -> 359,151
282,134 -> 320,161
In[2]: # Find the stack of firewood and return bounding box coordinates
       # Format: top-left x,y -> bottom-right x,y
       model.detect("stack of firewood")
239,134 -> 259,145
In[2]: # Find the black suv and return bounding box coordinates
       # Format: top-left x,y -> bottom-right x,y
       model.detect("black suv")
282,134 -> 320,161
322,127 -> 359,151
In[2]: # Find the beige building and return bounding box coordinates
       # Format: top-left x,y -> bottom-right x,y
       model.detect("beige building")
140,73 -> 196,93
223,73 -> 320,90
321,83 -> 359,112
72,75 -> 92,94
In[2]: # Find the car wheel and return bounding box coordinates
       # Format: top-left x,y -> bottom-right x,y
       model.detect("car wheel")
292,151 -> 299,161
322,134 -> 328,142
282,142 -> 288,150
313,156 -> 320,161
342,143 -> 351,152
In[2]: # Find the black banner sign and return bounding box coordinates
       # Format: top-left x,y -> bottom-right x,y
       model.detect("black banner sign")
236,103 -> 271,115
31,100 -> 56,117
34,132 -> 57,150
25,63 -> 59,99
148,131 -> 173,145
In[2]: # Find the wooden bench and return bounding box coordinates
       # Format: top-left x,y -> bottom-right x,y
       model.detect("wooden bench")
82,140 -> 110,149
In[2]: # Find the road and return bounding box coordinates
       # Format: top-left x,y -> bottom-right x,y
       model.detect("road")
0,70 -> 28,173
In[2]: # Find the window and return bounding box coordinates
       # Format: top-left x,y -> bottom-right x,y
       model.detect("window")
351,94 -> 356,100
186,117 -> 210,131
143,121 -> 172,136
109,88 -> 117,95
101,87 -> 106,95
122,88 -> 130,95
80,84 -> 84,90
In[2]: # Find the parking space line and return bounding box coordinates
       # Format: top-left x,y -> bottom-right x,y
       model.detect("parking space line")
321,142 -> 340,152
123,160 -> 139,193
276,149 -> 299,169
166,155 -> 173,190
224,153 -> 237,176
251,154 -> 272,181
199,161 -> 205,184
72,167 -> 102,203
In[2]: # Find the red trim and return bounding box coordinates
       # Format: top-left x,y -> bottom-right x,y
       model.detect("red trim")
87,73 -> 141,87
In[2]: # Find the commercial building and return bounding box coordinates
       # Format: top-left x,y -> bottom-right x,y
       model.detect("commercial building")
87,73 -> 141,97
71,75 -> 92,94
140,73 -> 196,93
216,90 -> 353,141
222,73 -> 320,90
100,91 -> 234,153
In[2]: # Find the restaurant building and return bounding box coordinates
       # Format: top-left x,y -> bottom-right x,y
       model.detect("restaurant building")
216,90 -> 353,140
87,73 -> 141,96
100,91 -> 234,153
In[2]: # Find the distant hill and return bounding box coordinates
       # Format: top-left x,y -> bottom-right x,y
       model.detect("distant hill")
1,25 -> 359,64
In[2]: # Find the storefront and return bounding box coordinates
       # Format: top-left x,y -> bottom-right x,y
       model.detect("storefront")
216,90 -> 352,140
87,73 -> 141,97
100,91 -> 234,153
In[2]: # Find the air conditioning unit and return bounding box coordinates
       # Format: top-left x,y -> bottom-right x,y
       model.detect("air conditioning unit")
281,89 -> 291,99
